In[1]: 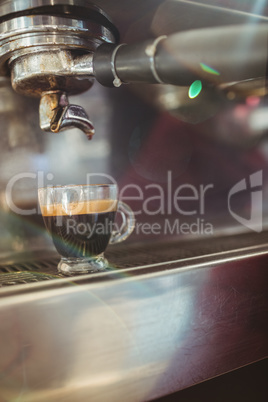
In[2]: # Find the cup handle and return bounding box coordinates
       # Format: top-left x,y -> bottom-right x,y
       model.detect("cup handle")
109,201 -> 135,244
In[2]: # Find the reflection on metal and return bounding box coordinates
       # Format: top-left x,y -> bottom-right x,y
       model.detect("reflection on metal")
200,62 -> 220,76
0,241 -> 267,401
221,77 -> 267,98
188,80 -> 202,99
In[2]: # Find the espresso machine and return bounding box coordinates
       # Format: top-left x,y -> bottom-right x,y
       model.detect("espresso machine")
0,1 -> 267,401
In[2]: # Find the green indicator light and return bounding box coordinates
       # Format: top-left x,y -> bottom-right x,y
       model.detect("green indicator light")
188,80 -> 202,99
200,62 -> 220,76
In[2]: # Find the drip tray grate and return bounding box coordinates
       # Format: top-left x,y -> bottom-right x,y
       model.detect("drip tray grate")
0,256 -> 61,286
0,271 -> 60,287
0,230 -> 268,287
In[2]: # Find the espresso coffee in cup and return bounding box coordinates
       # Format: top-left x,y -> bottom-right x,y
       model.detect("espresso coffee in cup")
38,185 -> 135,275
41,200 -> 117,258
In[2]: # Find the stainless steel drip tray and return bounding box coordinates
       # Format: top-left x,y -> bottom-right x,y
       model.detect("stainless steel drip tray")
0,232 -> 267,402
0,230 -> 268,289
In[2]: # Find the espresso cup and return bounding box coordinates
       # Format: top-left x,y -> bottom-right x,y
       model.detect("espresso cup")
38,184 -> 135,275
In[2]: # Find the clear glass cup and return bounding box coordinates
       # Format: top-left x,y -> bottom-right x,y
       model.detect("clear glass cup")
38,184 -> 135,275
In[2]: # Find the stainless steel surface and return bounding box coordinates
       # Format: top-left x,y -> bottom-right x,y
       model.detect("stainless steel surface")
0,237 -> 267,401
10,49 -> 94,97
0,14 -> 116,76
1,0 -> 266,38
0,230 -> 268,275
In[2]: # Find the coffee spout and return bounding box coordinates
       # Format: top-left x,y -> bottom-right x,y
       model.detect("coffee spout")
40,92 -> 95,140
50,104 -> 95,140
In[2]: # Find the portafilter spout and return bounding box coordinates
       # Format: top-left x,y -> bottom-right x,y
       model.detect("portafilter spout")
9,49 -> 97,140
40,92 -> 95,140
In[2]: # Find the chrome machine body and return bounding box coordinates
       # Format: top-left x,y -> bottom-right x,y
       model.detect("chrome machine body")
0,1 -> 267,401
